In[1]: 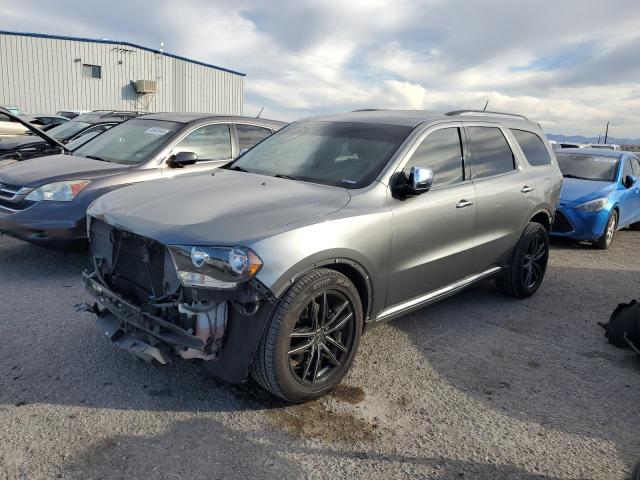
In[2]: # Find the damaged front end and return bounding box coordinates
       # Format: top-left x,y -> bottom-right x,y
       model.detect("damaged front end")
81,217 -> 275,382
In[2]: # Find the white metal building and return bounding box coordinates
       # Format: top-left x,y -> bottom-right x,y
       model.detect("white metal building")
0,31 -> 244,115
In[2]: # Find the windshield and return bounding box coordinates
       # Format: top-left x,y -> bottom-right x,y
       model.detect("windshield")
556,153 -> 620,182
47,121 -> 91,141
229,121 -> 412,188
73,119 -> 181,165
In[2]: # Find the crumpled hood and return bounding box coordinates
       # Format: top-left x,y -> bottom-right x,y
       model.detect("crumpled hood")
0,154 -> 128,188
559,177 -> 616,206
88,169 -> 351,245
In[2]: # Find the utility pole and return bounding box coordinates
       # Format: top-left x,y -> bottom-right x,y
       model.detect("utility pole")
604,121 -> 610,144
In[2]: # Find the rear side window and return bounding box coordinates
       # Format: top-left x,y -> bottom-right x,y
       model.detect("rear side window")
467,126 -> 515,179
403,127 -> 464,187
510,129 -> 552,166
236,124 -> 272,151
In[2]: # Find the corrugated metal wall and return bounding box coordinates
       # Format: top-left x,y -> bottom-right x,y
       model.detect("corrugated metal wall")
0,33 -> 244,115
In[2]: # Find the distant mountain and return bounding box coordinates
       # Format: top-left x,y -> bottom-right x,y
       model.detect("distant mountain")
546,134 -> 640,145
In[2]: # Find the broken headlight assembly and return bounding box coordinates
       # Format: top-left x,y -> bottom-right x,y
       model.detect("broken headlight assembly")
168,245 -> 263,289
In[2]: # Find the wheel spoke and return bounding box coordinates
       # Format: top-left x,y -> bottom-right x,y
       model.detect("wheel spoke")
311,298 -> 320,330
326,312 -> 353,335
524,264 -> 534,287
290,329 -> 315,338
533,246 -> 546,261
320,291 -> 329,326
325,335 -> 348,353
302,345 -> 316,381
312,344 -> 322,384
326,300 -> 349,326
288,340 -> 314,355
320,343 -> 341,367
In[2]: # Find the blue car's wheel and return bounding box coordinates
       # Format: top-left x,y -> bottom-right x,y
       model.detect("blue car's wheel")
594,210 -> 617,249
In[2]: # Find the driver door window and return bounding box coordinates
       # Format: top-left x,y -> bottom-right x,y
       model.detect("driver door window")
402,127 -> 465,187
171,124 -> 232,161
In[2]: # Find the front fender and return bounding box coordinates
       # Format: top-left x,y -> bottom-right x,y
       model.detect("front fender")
251,213 -> 393,321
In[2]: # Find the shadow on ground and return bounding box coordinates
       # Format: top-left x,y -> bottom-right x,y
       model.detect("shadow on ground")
393,262 -> 640,467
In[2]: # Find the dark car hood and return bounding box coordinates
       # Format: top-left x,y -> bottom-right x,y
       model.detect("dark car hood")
0,154 -> 129,188
0,135 -> 47,151
559,177 -> 616,205
89,169 -> 351,245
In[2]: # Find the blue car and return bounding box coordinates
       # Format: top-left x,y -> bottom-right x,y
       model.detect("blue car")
552,148 -> 640,249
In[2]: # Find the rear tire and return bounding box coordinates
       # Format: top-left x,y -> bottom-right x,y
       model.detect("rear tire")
594,210 -> 617,249
496,222 -> 549,298
250,268 -> 363,403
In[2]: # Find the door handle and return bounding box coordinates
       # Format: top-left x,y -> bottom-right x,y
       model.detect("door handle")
521,186 -> 535,193
456,200 -> 474,209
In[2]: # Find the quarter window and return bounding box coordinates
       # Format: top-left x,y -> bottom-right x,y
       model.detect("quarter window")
171,124 -> 232,161
510,129 -> 552,166
236,124 -> 272,152
82,64 -> 101,79
467,126 -> 515,179
403,127 -> 464,187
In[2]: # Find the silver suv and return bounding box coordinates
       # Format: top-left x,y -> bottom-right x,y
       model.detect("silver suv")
82,109 -> 562,402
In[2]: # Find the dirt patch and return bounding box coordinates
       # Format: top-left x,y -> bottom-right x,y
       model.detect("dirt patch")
266,401 -> 376,443
329,384 -> 366,404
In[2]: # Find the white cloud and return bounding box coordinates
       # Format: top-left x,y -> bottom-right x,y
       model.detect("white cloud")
1,0 -> 639,137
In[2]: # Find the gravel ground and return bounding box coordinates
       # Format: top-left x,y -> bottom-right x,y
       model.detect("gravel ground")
0,231 -> 639,479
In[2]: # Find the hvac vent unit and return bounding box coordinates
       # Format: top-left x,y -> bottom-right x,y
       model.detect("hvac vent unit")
135,80 -> 157,93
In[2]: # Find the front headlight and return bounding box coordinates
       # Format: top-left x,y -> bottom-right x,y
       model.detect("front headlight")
25,180 -> 90,202
575,197 -> 608,212
168,245 -> 263,289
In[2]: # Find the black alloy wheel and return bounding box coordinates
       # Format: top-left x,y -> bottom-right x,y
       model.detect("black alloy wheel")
287,290 -> 356,386
496,222 -> 550,298
251,268 -> 363,403
522,231 -> 547,289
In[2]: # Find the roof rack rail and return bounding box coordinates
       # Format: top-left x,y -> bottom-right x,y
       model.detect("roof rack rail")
445,110 -> 529,121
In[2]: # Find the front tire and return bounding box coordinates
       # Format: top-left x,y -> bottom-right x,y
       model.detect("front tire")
594,210 -> 617,249
250,268 -> 363,403
496,222 -> 550,298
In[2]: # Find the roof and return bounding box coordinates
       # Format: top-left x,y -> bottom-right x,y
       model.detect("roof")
136,112 -> 287,128
557,148 -> 624,157
303,109 -> 535,128
0,30 -> 245,77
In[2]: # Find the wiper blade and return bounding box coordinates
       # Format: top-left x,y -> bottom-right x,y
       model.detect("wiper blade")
228,165 -> 249,172
273,174 -> 301,181
563,174 -> 586,179
85,154 -> 108,162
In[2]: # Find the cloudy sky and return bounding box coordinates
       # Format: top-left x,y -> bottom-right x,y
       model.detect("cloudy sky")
2,0 -> 639,138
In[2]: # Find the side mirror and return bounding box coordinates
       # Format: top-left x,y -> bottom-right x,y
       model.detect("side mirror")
169,151 -> 198,168
623,175 -> 636,189
407,166 -> 434,195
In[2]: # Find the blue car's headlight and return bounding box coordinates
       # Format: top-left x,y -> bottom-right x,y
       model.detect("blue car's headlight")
168,245 -> 263,289
575,197 -> 608,212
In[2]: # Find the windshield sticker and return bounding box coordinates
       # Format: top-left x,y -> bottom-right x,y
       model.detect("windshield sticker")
145,127 -> 170,136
